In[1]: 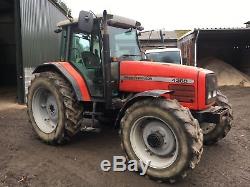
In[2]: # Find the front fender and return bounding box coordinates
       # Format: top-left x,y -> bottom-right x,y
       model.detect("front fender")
115,90 -> 173,128
33,62 -> 91,101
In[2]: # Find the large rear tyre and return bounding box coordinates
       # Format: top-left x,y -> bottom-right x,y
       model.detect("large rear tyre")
202,91 -> 233,145
120,98 -> 203,182
27,72 -> 83,144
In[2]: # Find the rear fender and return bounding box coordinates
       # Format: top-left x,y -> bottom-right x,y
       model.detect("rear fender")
115,90 -> 173,128
33,62 -> 91,101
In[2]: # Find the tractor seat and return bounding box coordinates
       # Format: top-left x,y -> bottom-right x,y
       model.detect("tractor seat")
80,51 -> 103,97
81,51 -> 100,69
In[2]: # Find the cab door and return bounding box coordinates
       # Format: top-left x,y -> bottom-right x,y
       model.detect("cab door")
69,29 -> 103,98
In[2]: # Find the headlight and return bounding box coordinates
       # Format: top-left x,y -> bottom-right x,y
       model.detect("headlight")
208,92 -> 212,99
206,74 -> 218,104
213,90 -> 217,97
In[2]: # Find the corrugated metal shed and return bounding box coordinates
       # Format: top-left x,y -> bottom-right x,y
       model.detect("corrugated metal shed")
20,0 -> 67,68
19,0 -> 68,100
0,0 -> 68,103
178,28 -> 250,76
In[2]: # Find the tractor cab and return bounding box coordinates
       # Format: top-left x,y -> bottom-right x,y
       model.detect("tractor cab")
57,11 -> 143,100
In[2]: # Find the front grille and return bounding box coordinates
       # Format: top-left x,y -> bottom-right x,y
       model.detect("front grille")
169,85 -> 195,103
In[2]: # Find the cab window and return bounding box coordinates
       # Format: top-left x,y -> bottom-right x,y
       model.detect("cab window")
69,30 -> 103,97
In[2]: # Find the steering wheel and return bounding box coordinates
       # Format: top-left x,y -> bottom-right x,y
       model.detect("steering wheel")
72,48 -> 85,65
81,51 -> 100,68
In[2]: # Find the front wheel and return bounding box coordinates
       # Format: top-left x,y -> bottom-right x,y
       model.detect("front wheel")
120,98 -> 203,182
27,72 -> 83,144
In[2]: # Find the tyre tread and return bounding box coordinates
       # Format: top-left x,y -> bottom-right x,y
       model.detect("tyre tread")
27,71 -> 83,145
120,98 -> 203,183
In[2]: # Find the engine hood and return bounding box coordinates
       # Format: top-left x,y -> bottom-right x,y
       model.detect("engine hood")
119,61 -> 214,110
120,61 -> 213,80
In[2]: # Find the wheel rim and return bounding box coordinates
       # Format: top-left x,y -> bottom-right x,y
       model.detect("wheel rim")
130,116 -> 178,169
32,87 -> 59,134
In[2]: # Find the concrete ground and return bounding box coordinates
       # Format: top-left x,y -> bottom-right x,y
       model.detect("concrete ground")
0,86 -> 249,187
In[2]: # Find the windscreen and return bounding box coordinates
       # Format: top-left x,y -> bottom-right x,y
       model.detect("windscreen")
108,26 -> 142,61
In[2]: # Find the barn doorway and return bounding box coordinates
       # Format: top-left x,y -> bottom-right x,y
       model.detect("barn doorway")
0,0 -> 24,104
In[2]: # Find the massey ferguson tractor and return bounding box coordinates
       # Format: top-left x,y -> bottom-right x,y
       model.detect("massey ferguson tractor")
27,10 -> 233,182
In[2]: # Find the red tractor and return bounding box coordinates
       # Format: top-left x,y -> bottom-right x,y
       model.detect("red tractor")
27,10 -> 232,182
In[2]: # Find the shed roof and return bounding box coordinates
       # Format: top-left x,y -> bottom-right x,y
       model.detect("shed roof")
57,13 -> 141,28
178,27 -> 250,41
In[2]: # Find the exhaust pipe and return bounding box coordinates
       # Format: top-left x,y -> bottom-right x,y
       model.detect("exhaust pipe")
102,10 -> 112,108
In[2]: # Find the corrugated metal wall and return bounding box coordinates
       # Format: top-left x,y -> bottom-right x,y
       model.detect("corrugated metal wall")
20,0 -> 67,67
19,0 -> 67,98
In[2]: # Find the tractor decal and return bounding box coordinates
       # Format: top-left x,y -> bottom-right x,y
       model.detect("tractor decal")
120,75 -> 194,84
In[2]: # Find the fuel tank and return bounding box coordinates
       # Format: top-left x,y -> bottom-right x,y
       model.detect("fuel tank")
119,61 -> 213,110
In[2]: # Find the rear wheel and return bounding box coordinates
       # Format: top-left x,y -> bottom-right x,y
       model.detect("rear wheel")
27,72 -> 83,144
120,98 -> 203,182
201,91 -> 233,145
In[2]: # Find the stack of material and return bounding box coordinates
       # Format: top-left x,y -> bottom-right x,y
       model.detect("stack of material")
199,57 -> 250,87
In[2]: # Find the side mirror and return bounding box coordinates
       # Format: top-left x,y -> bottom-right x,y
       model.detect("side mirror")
78,11 -> 94,33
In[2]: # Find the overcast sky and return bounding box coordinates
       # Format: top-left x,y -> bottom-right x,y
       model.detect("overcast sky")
64,0 -> 249,31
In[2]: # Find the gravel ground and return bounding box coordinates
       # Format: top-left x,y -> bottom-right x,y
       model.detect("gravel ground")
0,86 -> 249,187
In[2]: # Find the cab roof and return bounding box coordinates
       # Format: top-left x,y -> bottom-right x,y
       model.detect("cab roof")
57,13 -> 142,29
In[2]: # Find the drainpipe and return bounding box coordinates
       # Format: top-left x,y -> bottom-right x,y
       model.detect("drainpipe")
194,30 -> 200,67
